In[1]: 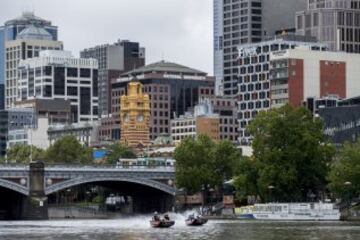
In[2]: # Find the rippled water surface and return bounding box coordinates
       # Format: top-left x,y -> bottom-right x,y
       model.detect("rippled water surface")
1,214 -> 360,240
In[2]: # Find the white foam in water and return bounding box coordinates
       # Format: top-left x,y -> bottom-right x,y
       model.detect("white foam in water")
0,211 -> 206,233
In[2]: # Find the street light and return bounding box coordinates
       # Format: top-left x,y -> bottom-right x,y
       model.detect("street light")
344,181 -> 352,217
268,185 -> 275,203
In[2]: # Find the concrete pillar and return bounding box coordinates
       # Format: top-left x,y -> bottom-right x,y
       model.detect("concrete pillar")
22,162 -> 48,220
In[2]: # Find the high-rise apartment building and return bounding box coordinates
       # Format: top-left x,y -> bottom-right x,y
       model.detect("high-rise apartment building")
17,50 -> 98,123
296,0 -> 360,52
80,40 -> 145,116
0,12 -> 58,107
213,0 -> 307,96
235,35 -> 326,144
4,26 -> 63,109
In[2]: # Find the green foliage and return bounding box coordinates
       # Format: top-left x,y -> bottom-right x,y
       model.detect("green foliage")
328,140 -> 360,199
45,135 -> 92,164
239,104 -> 335,202
233,157 -> 259,202
6,144 -> 45,163
174,135 -> 241,194
105,143 -> 137,164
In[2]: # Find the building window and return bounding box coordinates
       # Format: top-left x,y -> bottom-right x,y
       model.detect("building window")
54,67 -> 65,95
80,68 -> 91,78
80,87 -> 91,115
67,68 -> 78,77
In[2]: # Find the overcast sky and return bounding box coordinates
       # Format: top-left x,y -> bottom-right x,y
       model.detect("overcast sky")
0,0 -> 213,74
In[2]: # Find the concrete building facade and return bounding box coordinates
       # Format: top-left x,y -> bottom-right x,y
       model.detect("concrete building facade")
269,48 -> 360,108
296,0 -> 360,52
0,108 -> 34,156
170,100 -> 220,144
214,0 -> 307,96
80,40 -> 145,116
16,50 -> 98,123
4,31 -> 63,108
0,12 -> 58,87
236,36 -> 326,144
109,61 -> 214,141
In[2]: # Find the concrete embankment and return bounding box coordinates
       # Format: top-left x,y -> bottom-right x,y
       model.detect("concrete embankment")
48,206 -> 118,219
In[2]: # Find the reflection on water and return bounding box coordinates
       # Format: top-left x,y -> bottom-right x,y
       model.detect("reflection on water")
0,213 -> 360,240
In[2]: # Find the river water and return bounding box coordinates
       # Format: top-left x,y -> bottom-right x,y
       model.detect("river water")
1,214 -> 360,240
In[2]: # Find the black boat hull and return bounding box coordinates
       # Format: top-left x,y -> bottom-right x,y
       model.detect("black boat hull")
150,220 -> 175,228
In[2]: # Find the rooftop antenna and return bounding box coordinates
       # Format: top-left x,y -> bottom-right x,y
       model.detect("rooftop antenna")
161,51 -> 165,62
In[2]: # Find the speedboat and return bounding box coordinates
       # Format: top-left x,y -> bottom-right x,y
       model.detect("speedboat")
185,215 -> 208,226
150,219 -> 175,228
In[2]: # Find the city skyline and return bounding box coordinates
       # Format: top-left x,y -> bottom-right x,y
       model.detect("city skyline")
0,0 -> 213,74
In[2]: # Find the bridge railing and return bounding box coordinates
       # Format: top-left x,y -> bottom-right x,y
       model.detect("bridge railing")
0,163 -> 175,171
44,164 -> 175,171
0,164 -> 29,170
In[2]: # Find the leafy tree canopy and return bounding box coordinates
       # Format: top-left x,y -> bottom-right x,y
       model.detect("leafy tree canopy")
243,104 -> 335,202
45,135 -> 92,164
105,143 -> 137,164
328,140 -> 360,199
6,144 -> 45,163
174,135 -> 242,194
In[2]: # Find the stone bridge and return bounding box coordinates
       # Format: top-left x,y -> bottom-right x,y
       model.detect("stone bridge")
0,162 -> 175,220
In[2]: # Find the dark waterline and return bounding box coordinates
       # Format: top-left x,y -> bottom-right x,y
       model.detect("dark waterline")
1,216 -> 360,240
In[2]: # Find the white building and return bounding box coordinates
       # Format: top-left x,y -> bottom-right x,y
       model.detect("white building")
170,100 -> 220,144
5,25 -> 63,108
270,48 -> 360,108
47,121 -> 100,147
7,116 -> 50,150
17,50 -> 98,123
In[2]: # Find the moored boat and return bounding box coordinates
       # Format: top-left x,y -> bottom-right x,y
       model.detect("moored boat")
251,202 -> 340,221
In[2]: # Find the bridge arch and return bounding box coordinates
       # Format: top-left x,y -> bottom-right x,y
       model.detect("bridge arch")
45,177 -> 176,196
0,179 -> 29,196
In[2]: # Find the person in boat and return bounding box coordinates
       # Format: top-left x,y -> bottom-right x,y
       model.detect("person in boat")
164,213 -> 170,221
188,213 -> 195,220
153,211 -> 160,221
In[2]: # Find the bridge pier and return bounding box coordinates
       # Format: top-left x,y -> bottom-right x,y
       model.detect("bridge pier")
21,162 -> 48,220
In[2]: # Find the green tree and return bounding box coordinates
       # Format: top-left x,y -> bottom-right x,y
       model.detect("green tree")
6,144 -> 45,163
45,135 -> 92,164
174,135 -> 241,194
233,157 -> 259,202
105,143 -> 137,164
328,140 -> 360,199
246,104 -> 334,202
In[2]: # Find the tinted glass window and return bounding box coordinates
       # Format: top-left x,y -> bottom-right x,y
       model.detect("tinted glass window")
67,68 -> 78,77
80,87 -> 91,115
80,68 -> 91,78
54,67 -> 65,95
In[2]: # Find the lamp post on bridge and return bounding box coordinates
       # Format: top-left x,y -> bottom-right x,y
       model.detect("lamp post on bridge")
268,185 -> 275,203
344,181 -> 352,218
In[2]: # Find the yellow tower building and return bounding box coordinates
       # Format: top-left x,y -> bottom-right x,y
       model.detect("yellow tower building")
120,81 -> 150,147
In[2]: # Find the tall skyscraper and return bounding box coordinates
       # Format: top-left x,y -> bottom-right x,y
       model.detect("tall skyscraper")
0,12 -> 58,104
213,0 -> 307,96
80,40 -> 145,116
296,0 -> 360,52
